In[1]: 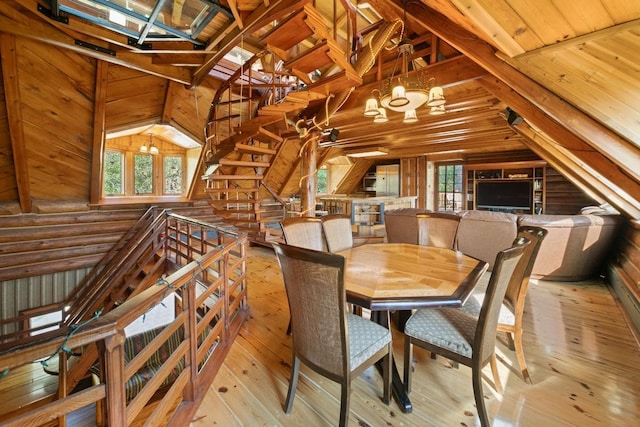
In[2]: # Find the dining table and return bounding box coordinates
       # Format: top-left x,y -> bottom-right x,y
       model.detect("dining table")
337,243 -> 489,413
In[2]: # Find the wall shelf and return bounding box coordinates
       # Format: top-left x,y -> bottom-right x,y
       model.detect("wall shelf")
465,161 -> 546,214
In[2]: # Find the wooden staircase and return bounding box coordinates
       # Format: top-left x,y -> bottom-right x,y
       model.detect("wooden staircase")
202,4 -> 402,244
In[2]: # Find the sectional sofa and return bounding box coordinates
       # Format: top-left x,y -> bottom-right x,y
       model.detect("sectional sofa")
384,208 -> 624,281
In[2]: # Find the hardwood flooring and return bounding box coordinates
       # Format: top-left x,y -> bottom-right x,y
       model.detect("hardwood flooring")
190,245 -> 640,427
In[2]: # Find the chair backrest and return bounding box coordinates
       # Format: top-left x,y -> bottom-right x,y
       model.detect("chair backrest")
417,212 -> 461,249
474,237 -> 530,367
503,226 -> 548,314
272,242 -> 348,380
280,217 -> 327,251
321,214 -> 353,253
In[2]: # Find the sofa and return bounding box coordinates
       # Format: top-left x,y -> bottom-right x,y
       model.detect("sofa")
518,214 -> 624,281
384,208 -> 623,280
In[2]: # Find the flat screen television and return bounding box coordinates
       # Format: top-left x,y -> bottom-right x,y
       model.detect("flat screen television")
476,180 -> 532,211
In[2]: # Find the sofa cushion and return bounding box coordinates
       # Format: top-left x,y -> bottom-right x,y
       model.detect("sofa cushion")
456,210 -> 518,270
518,214 -> 623,281
384,208 -> 430,244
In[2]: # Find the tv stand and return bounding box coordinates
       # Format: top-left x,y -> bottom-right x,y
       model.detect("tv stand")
465,161 -> 546,215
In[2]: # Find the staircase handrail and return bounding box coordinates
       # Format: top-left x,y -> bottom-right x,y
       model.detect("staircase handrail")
0,230 -> 247,426
64,208 -> 168,325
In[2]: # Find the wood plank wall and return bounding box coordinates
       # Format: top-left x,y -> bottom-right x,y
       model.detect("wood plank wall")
0,62 -> 18,204
609,220 -> 640,334
545,167 -> 598,214
0,204 -> 219,321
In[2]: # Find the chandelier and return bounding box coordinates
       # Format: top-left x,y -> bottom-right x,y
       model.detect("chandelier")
363,35 -> 446,122
140,133 -> 159,155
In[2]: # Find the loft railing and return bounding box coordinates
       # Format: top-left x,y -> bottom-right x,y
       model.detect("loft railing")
0,213 -> 248,426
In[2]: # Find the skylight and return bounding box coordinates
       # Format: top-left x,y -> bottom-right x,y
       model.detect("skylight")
56,0 -> 232,45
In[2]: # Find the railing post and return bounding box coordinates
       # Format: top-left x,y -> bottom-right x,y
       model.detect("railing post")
184,276 -> 198,402
103,333 -> 127,426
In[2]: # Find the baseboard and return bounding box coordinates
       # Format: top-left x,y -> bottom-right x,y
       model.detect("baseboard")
607,264 -> 640,345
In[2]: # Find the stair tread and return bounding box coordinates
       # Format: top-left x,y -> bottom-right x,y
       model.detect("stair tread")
303,69 -> 362,97
259,3 -> 324,52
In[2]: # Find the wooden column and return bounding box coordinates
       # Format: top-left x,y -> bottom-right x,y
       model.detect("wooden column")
300,133 -> 318,217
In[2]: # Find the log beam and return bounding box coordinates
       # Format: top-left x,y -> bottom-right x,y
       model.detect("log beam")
0,34 -> 31,213
90,61 -> 108,204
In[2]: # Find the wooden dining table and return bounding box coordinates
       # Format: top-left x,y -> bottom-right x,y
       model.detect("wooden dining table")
337,243 -> 489,413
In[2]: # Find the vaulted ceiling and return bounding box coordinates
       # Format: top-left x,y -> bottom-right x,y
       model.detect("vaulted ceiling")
0,0 -> 639,217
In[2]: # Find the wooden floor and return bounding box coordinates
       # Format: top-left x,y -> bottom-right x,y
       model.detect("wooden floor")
190,245 -> 640,427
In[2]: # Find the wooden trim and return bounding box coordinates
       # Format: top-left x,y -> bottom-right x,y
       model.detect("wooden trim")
0,33 -> 31,213
90,60 -> 109,204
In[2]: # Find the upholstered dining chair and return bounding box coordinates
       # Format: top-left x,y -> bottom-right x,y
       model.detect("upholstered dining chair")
403,237 -> 530,427
321,214 -> 354,253
458,225 -> 548,383
280,217 -> 327,251
272,242 -> 392,427
416,212 -> 461,249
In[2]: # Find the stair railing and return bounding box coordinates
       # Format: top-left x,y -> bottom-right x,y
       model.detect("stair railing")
0,216 -> 248,427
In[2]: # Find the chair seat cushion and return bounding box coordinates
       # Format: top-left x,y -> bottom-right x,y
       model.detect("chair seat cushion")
459,293 -> 516,326
347,313 -> 391,368
404,308 -> 477,358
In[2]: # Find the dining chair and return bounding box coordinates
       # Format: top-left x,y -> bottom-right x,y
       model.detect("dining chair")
403,237 -> 530,427
321,214 -> 354,253
272,242 -> 392,427
416,212 -> 461,249
458,225 -> 548,383
280,216 -> 327,251
280,216 -> 328,334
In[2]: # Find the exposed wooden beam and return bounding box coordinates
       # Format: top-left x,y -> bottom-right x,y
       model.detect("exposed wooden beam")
90,60 -> 109,204
192,0 -> 309,87
1,34 -> 31,213
479,75 -> 640,204
515,122 -> 640,218
0,1 -> 192,85
449,0 -> 525,57
162,80 -> 182,123
393,0 -> 640,185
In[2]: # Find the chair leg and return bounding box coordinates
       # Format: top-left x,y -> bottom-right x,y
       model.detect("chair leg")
382,349 -> 391,405
513,329 -> 532,383
489,354 -> 503,395
403,338 -> 413,393
284,356 -> 300,413
472,366 -> 490,427
505,331 -> 515,351
339,382 -> 350,427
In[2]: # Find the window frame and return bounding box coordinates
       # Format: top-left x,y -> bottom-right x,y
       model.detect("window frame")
436,163 -> 464,212
103,150 -> 186,199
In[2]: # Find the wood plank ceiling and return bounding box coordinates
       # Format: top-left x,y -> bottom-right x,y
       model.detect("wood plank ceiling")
0,0 -> 639,216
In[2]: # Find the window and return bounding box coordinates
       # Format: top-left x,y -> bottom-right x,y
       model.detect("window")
134,154 -> 154,194
103,150 -> 186,199
317,167 -> 328,194
437,164 -> 463,211
164,156 -> 183,194
104,150 -> 124,195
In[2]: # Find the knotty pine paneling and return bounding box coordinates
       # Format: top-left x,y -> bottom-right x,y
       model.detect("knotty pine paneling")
105,65 -> 167,130
509,21 -> 640,147
545,167 -> 598,214
0,62 -> 18,203
332,158 -> 374,195
170,78 -> 219,141
15,37 -> 95,201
